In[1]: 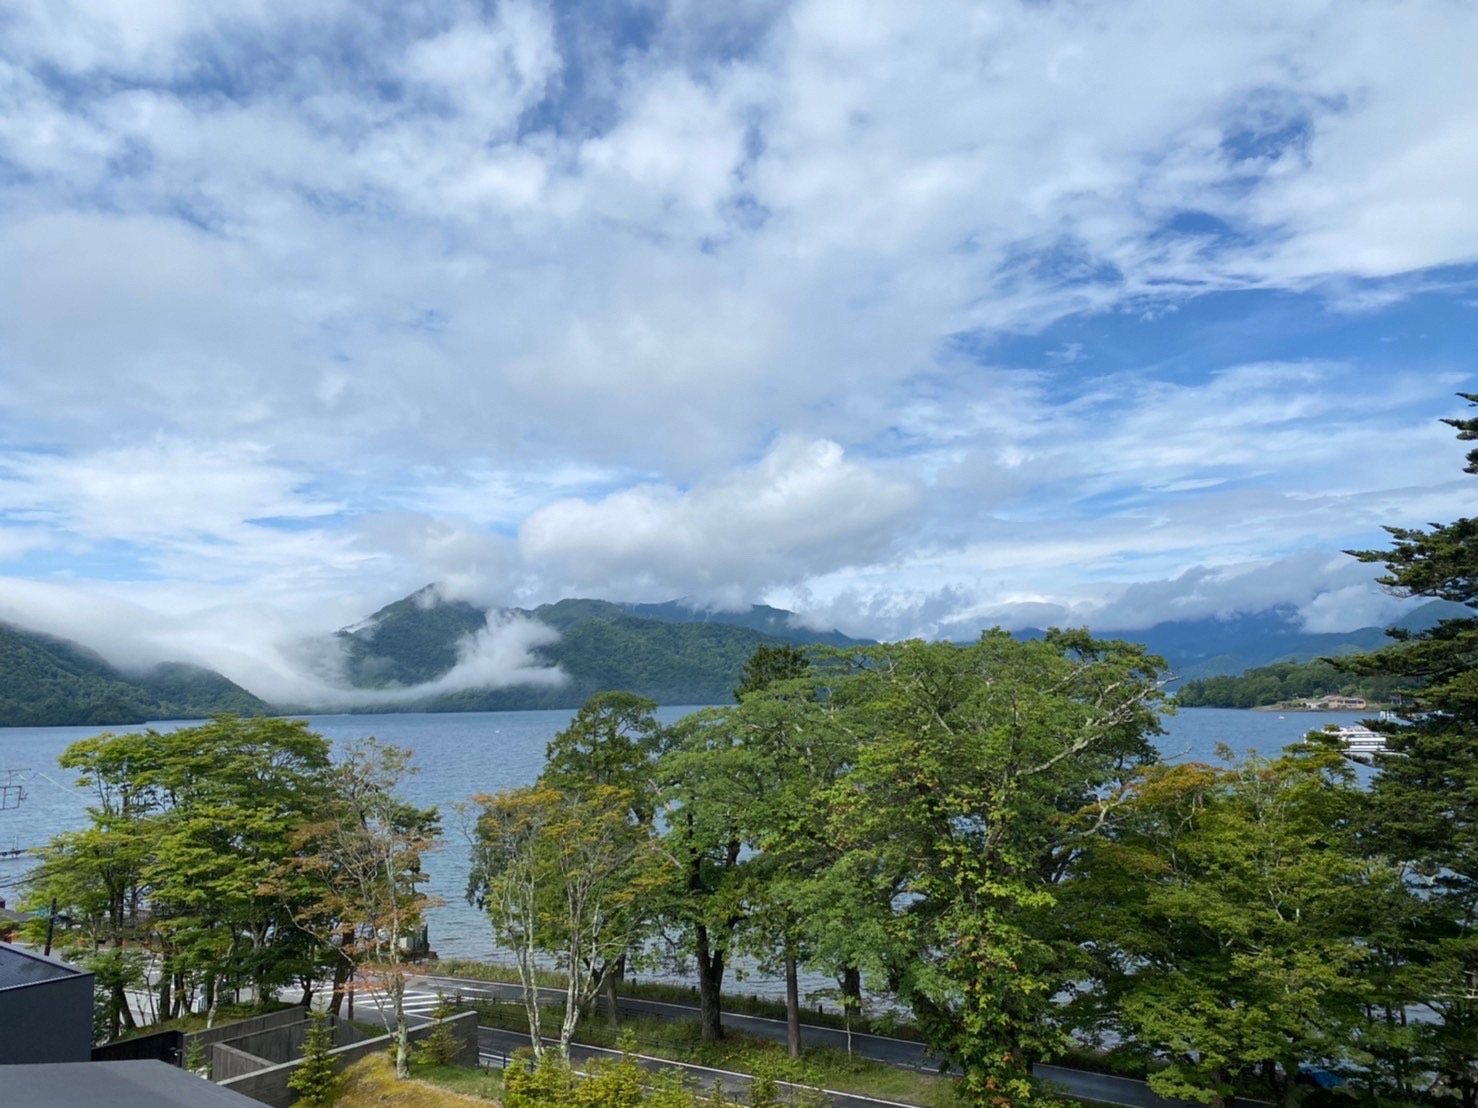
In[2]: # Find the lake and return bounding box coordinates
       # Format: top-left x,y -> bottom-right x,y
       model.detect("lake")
0,705 -> 1370,997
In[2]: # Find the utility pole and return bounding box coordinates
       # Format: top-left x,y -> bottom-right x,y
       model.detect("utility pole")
44,898 -> 58,956
0,769 -> 27,812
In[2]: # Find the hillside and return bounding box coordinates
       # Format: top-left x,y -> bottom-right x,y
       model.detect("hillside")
330,591 -> 851,711
619,599 -> 864,648
1174,658 -> 1415,709
0,623 -> 269,727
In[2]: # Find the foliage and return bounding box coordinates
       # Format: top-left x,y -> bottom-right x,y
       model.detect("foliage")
467,781 -> 671,1057
288,1010 -> 343,1107
502,1040 -> 733,1108
822,630 -> 1168,1103
286,739 -> 441,1079
183,1036 -> 209,1077
734,643 -> 810,701
1334,393 -> 1478,1107
1068,739 -> 1380,1107
1175,657 -> 1412,709
413,995 -> 466,1067
23,716 -> 336,1026
87,947 -> 149,1044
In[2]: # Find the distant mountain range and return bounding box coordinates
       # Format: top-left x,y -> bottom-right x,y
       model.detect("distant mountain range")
1041,599 -> 1468,684
0,622 -> 267,727
1,586 -> 1467,727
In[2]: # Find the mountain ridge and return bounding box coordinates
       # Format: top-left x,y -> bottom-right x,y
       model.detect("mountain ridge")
0,622 -> 269,727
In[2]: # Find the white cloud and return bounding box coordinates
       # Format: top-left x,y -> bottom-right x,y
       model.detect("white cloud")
0,0 -> 1475,693
520,437 -> 919,605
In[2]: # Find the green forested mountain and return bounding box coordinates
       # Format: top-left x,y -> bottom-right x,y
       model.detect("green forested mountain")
331,591 -> 848,711
1173,657 -> 1414,708
618,599 -> 864,647
0,623 -> 268,726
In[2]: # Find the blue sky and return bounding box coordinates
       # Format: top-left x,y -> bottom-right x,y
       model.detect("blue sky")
0,0 -> 1475,700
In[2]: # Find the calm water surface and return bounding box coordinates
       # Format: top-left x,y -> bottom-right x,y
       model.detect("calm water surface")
0,706 -> 1370,996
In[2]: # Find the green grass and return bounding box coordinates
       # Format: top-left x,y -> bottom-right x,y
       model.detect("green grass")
422,958 -> 922,1041
109,999 -> 295,1042
414,1061 -> 504,1100
337,1053 -> 499,1106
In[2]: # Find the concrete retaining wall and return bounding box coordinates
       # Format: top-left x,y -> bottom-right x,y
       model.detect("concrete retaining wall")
218,1011 -> 479,1108
212,1042 -> 274,1082
187,1006 -> 307,1049
226,1017 -> 368,1065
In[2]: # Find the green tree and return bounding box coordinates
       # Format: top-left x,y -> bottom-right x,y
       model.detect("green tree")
468,783 -> 670,1058
290,740 -> 439,1079
1069,739 -> 1379,1107
23,717 -> 337,1026
541,691 -> 664,1025
1335,393 -> 1478,1106
287,1009 -> 342,1107
825,630 -> 1167,1103
654,708 -> 758,1042
734,644 -> 810,701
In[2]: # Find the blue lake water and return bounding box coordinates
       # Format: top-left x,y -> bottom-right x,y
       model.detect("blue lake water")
0,705 -> 1369,995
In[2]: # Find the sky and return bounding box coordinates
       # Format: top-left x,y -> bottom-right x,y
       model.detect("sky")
0,0 -> 1476,700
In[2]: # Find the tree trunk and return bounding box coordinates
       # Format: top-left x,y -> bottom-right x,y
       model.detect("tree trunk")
841,964 -> 861,1012
604,960 -> 621,1030
695,923 -> 726,1042
204,974 -> 218,1029
390,976 -> 410,1078
784,951 -> 801,1059
157,955 -> 171,1021
329,961 -> 347,1016
1208,1066 -> 1232,1108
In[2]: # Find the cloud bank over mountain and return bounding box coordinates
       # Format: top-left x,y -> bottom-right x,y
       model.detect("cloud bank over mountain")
0,0 -> 1474,675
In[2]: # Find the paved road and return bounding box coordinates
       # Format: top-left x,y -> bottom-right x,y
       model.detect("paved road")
409,973 -> 1268,1108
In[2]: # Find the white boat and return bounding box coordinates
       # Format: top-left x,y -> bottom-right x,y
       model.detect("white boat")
1329,725 -> 1388,761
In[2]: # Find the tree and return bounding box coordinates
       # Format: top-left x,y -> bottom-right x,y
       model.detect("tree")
1335,393 -> 1478,1106
287,1009 -> 342,1107
290,740 -> 439,1079
734,644 -> 810,701
824,630 -> 1168,1103
542,691 -> 664,1024
654,708 -> 756,1042
1069,739 -> 1379,1107
468,783 -> 670,1058
23,717 -> 337,1027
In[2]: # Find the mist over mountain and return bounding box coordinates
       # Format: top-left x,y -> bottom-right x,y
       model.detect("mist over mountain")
4,582 -> 1464,727
327,589 -> 865,712
0,622 -> 268,727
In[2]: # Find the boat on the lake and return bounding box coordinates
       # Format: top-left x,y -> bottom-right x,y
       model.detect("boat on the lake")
1328,724 -> 1388,761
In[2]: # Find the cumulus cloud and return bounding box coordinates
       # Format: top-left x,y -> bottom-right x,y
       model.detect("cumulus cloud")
520,437 -> 919,606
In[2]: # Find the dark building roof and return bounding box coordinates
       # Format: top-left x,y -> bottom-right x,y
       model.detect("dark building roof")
2,1061 -> 265,1107
0,943 -> 88,990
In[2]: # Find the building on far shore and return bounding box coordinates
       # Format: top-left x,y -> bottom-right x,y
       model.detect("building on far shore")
1304,694 -> 1368,711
